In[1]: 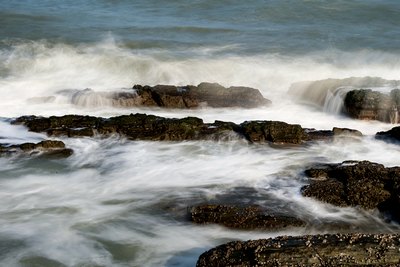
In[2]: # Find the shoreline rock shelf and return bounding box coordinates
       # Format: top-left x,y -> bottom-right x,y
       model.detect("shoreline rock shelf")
189,204 -> 305,230
289,77 -> 400,123
196,233 -> 400,266
344,89 -> 400,123
0,140 -> 73,158
12,114 -> 362,144
47,82 -> 271,109
302,160 -> 400,222
130,82 -> 271,108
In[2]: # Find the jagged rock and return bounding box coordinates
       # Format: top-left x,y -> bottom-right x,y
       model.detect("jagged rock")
376,126 -> 400,143
13,114 -> 240,142
12,114 -> 366,145
132,82 -> 271,108
11,114 -> 306,144
344,89 -> 398,123
189,204 -> 305,230
196,233 -> 400,267
302,161 -> 400,221
0,140 -> 73,158
240,121 -> 305,144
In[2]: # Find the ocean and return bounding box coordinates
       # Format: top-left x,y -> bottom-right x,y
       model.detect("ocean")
0,1 -> 400,266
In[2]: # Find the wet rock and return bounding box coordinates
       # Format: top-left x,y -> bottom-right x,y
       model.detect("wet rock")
189,204 -> 305,230
13,115 -> 98,137
376,126 -> 400,143
240,121 -> 305,144
14,114 -> 239,142
132,82 -> 271,108
13,114 -> 365,145
12,114 -> 304,144
302,161 -> 400,221
196,233 -> 400,267
0,140 -> 73,158
289,77 -> 400,123
289,76 -> 399,108
332,127 -> 363,137
344,89 -> 398,123
304,127 -> 362,142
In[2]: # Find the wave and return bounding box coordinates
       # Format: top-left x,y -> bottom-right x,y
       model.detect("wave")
289,77 -> 400,114
1,38 -> 400,121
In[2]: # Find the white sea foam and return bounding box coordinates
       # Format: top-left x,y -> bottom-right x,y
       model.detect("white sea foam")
1,39 -> 400,266
1,136 -> 399,266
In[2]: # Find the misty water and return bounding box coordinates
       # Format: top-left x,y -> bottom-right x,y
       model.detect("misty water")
1,1 -> 400,266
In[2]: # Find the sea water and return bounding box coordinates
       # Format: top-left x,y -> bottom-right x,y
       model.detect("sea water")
0,1 -> 400,266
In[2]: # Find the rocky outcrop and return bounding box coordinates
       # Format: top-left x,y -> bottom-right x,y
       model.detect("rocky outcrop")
376,126 -> 400,143
12,114 -> 240,142
13,114 -> 363,145
344,89 -> 398,123
289,77 -> 400,123
0,140 -> 73,158
196,233 -> 400,266
49,83 -> 271,109
240,121 -> 305,144
304,127 -> 363,141
189,204 -> 305,230
302,161 -> 400,222
133,82 -> 271,108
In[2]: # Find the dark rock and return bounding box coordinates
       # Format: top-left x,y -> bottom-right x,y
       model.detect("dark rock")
12,115 -> 98,137
196,233 -> 400,266
132,82 -> 271,108
376,126 -> 400,143
289,77 -> 400,123
344,89 -> 398,123
0,140 -> 72,158
13,114 -> 365,145
12,114 -> 305,144
289,77 -> 398,108
302,161 -> 400,221
189,204 -> 305,230
240,121 -> 305,144
305,127 -> 362,141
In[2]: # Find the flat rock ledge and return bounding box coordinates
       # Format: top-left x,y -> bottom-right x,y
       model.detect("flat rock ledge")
130,82 -> 271,108
12,114 -> 362,145
189,204 -> 305,230
196,233 -> 400,267
302,161 -> 400,222
0,140 -> 73,158
49,82 -> 271,109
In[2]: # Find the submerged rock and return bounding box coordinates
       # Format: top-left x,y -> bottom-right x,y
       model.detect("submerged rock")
302,161 -> 400,222
0,140 -> 73,158
196,233 -> 400,266
189,204 -> 305,230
